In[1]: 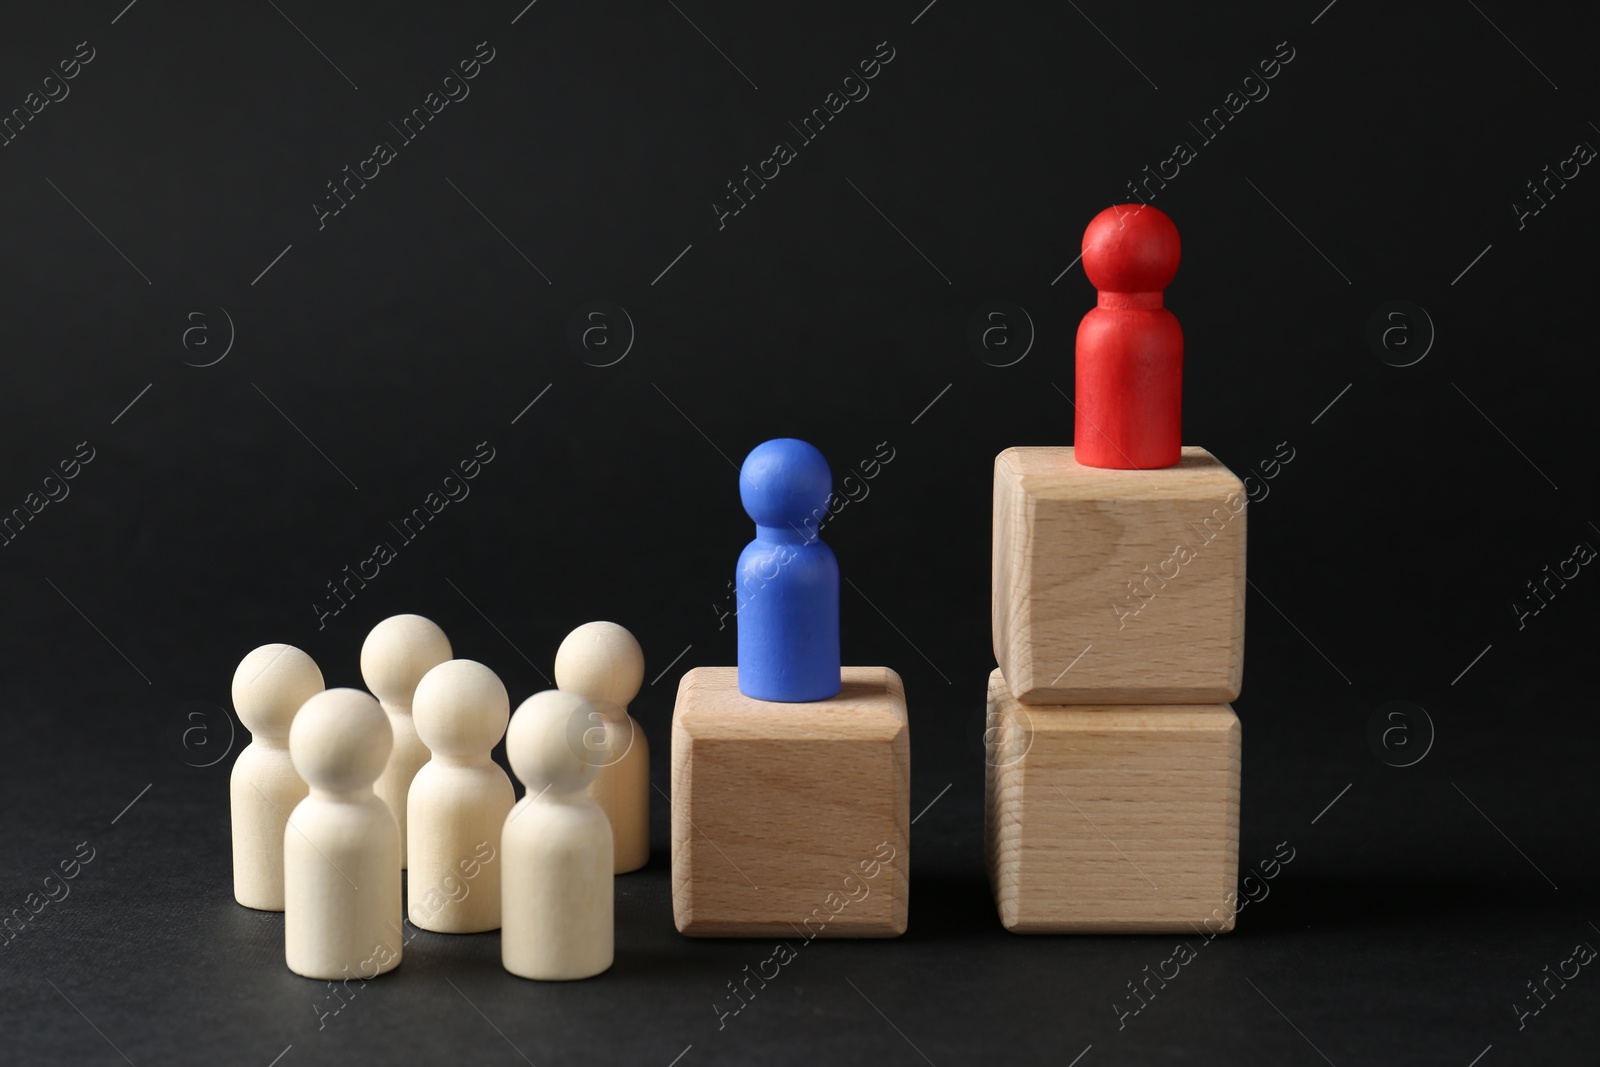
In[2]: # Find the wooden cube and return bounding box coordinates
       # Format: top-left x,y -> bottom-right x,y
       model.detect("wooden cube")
670,666 -> 910,937
992,445 -> 1247,704
984,669 -> 1240,934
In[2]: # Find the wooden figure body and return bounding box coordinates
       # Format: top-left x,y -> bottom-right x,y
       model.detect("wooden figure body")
1074,204 -> 1183,470
735,438 -> 842,702
554,621 -> 649,874
407,659 -> 514,932
360,613 -> 452,868
502,690 -> 614,980
230,643 -> 324,912
285,689 -> 402,980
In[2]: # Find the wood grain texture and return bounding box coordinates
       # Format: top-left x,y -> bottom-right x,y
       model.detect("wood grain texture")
984,669 -> 1240,934
670,666 -> 909,938
992,445 -> 1246,704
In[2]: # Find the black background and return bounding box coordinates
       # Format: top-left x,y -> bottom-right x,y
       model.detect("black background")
2,1 -> 1597,1064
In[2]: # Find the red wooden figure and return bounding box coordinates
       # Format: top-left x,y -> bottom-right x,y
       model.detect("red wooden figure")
1074,204 -> 1182,469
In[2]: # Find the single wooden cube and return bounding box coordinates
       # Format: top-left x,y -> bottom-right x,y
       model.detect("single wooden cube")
992,445 -> 1246,704
670,666 -> 909,938
984,669 -> 1240,934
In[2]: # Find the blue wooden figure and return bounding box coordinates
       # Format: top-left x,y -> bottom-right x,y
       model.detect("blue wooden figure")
736,438 -> 842,702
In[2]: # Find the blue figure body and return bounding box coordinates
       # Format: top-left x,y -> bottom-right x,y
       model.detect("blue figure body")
735,439 -> 842,702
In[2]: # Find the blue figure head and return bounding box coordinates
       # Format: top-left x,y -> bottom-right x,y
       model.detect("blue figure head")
740,438 -> 833,538
735,438 -> 842,702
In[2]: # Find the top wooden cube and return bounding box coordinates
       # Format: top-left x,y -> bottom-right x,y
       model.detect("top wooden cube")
992,446 -> 1245,704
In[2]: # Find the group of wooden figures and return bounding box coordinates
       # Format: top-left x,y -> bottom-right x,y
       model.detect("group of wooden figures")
230,615 -> 647,981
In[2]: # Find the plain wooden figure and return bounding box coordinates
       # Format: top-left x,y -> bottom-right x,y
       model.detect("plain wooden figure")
502,689 -> 614,981
407,659 -> 514,932
553,621 -> 648,874
360,613 -> 452,868
284,688 -> 402,980
230,643 -> 325,912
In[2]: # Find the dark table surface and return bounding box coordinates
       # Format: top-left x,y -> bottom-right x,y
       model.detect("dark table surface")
2,0 -> 1597,1064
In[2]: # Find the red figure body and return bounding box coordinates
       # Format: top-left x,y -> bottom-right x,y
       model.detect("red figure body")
1074,205 -> 1183,469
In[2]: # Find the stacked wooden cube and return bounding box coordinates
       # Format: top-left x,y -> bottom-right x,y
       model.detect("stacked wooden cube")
985,445 -> 1245,933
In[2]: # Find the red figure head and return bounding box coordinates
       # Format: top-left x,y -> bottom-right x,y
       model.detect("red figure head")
1082,205 -> 1181,296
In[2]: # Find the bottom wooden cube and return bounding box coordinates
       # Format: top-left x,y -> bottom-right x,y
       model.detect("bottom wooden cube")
985,668 -> 1240,934
670,666 -> 909,937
